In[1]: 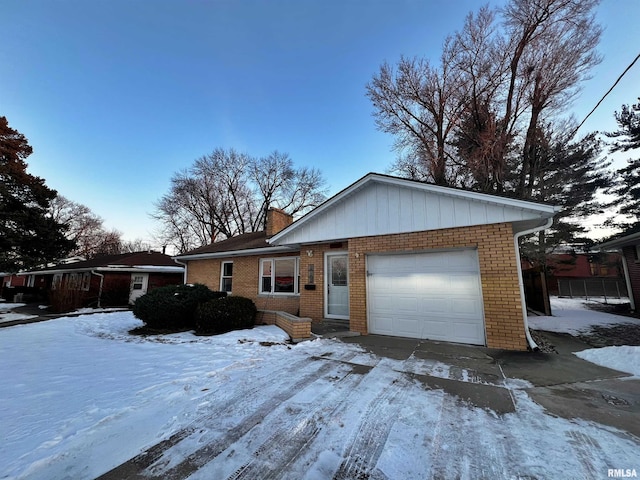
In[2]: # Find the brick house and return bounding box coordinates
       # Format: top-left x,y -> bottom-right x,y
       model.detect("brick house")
600,230 -> 640,312
176,173 -> 559,351
21,251 -> 184,309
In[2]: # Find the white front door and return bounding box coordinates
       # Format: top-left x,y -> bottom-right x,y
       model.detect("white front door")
325,252 -> 349,319
129,273 -> 149,304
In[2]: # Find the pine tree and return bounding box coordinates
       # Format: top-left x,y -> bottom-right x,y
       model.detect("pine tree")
0,116 -> 74,271
606,98 -> 640,229
519,128 -> 612,267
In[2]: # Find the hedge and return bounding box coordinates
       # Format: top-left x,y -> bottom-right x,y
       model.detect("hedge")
132,284 -> 226,330
195,296 -> 257,335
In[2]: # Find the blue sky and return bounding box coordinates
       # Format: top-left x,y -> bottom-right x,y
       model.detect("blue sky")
1,0 -> 639,247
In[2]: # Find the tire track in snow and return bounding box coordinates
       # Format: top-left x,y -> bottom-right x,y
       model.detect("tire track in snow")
566,430 -> 601,480
332,374 -> 411,480
99,350 -> 356,480
224,361 -> 373,480
147,358 -> 345,479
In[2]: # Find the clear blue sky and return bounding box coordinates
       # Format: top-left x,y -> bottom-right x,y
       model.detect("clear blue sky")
1,0 -> 638,247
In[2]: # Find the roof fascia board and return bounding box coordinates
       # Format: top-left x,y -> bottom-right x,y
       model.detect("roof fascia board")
22,266 -> 184,276
174,245 -> 297,261
600,231 -> 640,250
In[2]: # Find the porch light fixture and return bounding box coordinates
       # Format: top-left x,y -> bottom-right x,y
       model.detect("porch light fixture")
307,250 -> 313,257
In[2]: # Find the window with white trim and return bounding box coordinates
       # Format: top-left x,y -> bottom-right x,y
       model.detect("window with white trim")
52,273 -> 63,290
220,261 -> 233,293
259,257 -> 300,294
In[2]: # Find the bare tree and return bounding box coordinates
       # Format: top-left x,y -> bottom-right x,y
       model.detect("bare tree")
367,42 -> 468,185
153,148 -> 327,253
49,195 -> 127,258
368,0 -> 602,197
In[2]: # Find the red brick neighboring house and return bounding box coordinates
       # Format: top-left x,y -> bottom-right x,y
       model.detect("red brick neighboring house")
20,251 -> 184,309
600,230 -> 640,312
176,173 -> 559,351
545,252 -> 625,297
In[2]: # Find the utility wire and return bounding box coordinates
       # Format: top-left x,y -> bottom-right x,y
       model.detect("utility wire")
570,51 -> 640,138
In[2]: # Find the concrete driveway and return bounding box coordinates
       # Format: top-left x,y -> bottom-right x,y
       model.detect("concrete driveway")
98,330 -> 639,480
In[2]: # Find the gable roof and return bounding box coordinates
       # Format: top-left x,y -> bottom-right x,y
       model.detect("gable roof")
175,231 -> 297,261
269,173 -> 559,246
23,251 -> 184,275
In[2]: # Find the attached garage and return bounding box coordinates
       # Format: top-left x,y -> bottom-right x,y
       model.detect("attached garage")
367,249 -> 485,345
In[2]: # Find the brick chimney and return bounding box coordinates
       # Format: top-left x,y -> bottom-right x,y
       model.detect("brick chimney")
266,208 -> 293,237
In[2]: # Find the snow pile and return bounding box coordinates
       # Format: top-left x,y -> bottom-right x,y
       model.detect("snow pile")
575,346 -> 640,377
528,297 -> 639,335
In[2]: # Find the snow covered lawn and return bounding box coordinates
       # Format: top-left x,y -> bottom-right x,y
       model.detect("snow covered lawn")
0,303 -> 36,324
528,296 -> 640,335
1,311 -> 638,479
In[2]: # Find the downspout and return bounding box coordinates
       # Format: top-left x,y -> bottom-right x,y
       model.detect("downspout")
619,252 -> 636,311
173,258 -> 188,284
513,217 -> 554,351
92,271 -> 104,308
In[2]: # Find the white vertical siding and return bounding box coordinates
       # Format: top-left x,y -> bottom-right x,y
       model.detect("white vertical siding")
276,181 -> 546,245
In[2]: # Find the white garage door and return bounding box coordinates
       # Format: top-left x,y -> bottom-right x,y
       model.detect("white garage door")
367,249 -> 485,345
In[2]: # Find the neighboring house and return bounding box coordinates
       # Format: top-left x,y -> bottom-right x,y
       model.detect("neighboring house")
545,252 -> 626,297
20,251 -> 184,309
600,230 -> 640,312
176,173 -> 559,351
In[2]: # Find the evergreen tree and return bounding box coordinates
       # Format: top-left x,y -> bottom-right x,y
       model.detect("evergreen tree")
606,98 -> 640,228
519,128 -> 612,267
0,116 -> 74,271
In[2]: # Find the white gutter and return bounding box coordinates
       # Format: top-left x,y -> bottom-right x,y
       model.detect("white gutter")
92,270 -> 105,308
174,245 -> 295,261
173,258 -> 188,284
513,216 -> 554,351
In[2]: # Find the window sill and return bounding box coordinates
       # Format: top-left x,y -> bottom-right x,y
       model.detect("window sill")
258,293 -> 300,298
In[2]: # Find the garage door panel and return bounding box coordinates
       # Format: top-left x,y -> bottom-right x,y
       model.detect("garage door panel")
369,294 -> 394,312
368,250 -> 485,345
395,318 -> 421,337
390,275 -> 418,292
419,297 -> 449,314
393,296 -> 418,313
370,315 -> 393,335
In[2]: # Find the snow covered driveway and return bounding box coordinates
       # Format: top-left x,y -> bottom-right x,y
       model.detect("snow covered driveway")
1,312 -> 638,479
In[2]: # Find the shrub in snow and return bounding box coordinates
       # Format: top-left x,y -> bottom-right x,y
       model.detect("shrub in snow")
195,296 -> 257,335
132,284 -> 226,330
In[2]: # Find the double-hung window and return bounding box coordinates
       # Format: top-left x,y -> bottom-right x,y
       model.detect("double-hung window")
260,257 -> 300,294
220,261 -> 233,293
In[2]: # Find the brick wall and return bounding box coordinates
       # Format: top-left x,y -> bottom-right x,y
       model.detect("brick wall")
266,208 -> 293,237
348,223 -> 527,351
185,252 -> 301,315
622,245 -> 640,310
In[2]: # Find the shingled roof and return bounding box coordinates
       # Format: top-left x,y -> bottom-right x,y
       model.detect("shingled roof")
25,251 -> 183,274
178,231 -> 271,256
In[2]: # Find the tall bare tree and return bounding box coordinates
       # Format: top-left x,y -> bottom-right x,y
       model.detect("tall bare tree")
368,0 -> 602,197
153,148 -> 327,253
50,195 -> 146,258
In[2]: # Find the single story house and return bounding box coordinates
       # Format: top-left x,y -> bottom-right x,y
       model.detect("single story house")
20,251 -> 184,309
599,230 -> 640,312
175,173 -> 559,351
